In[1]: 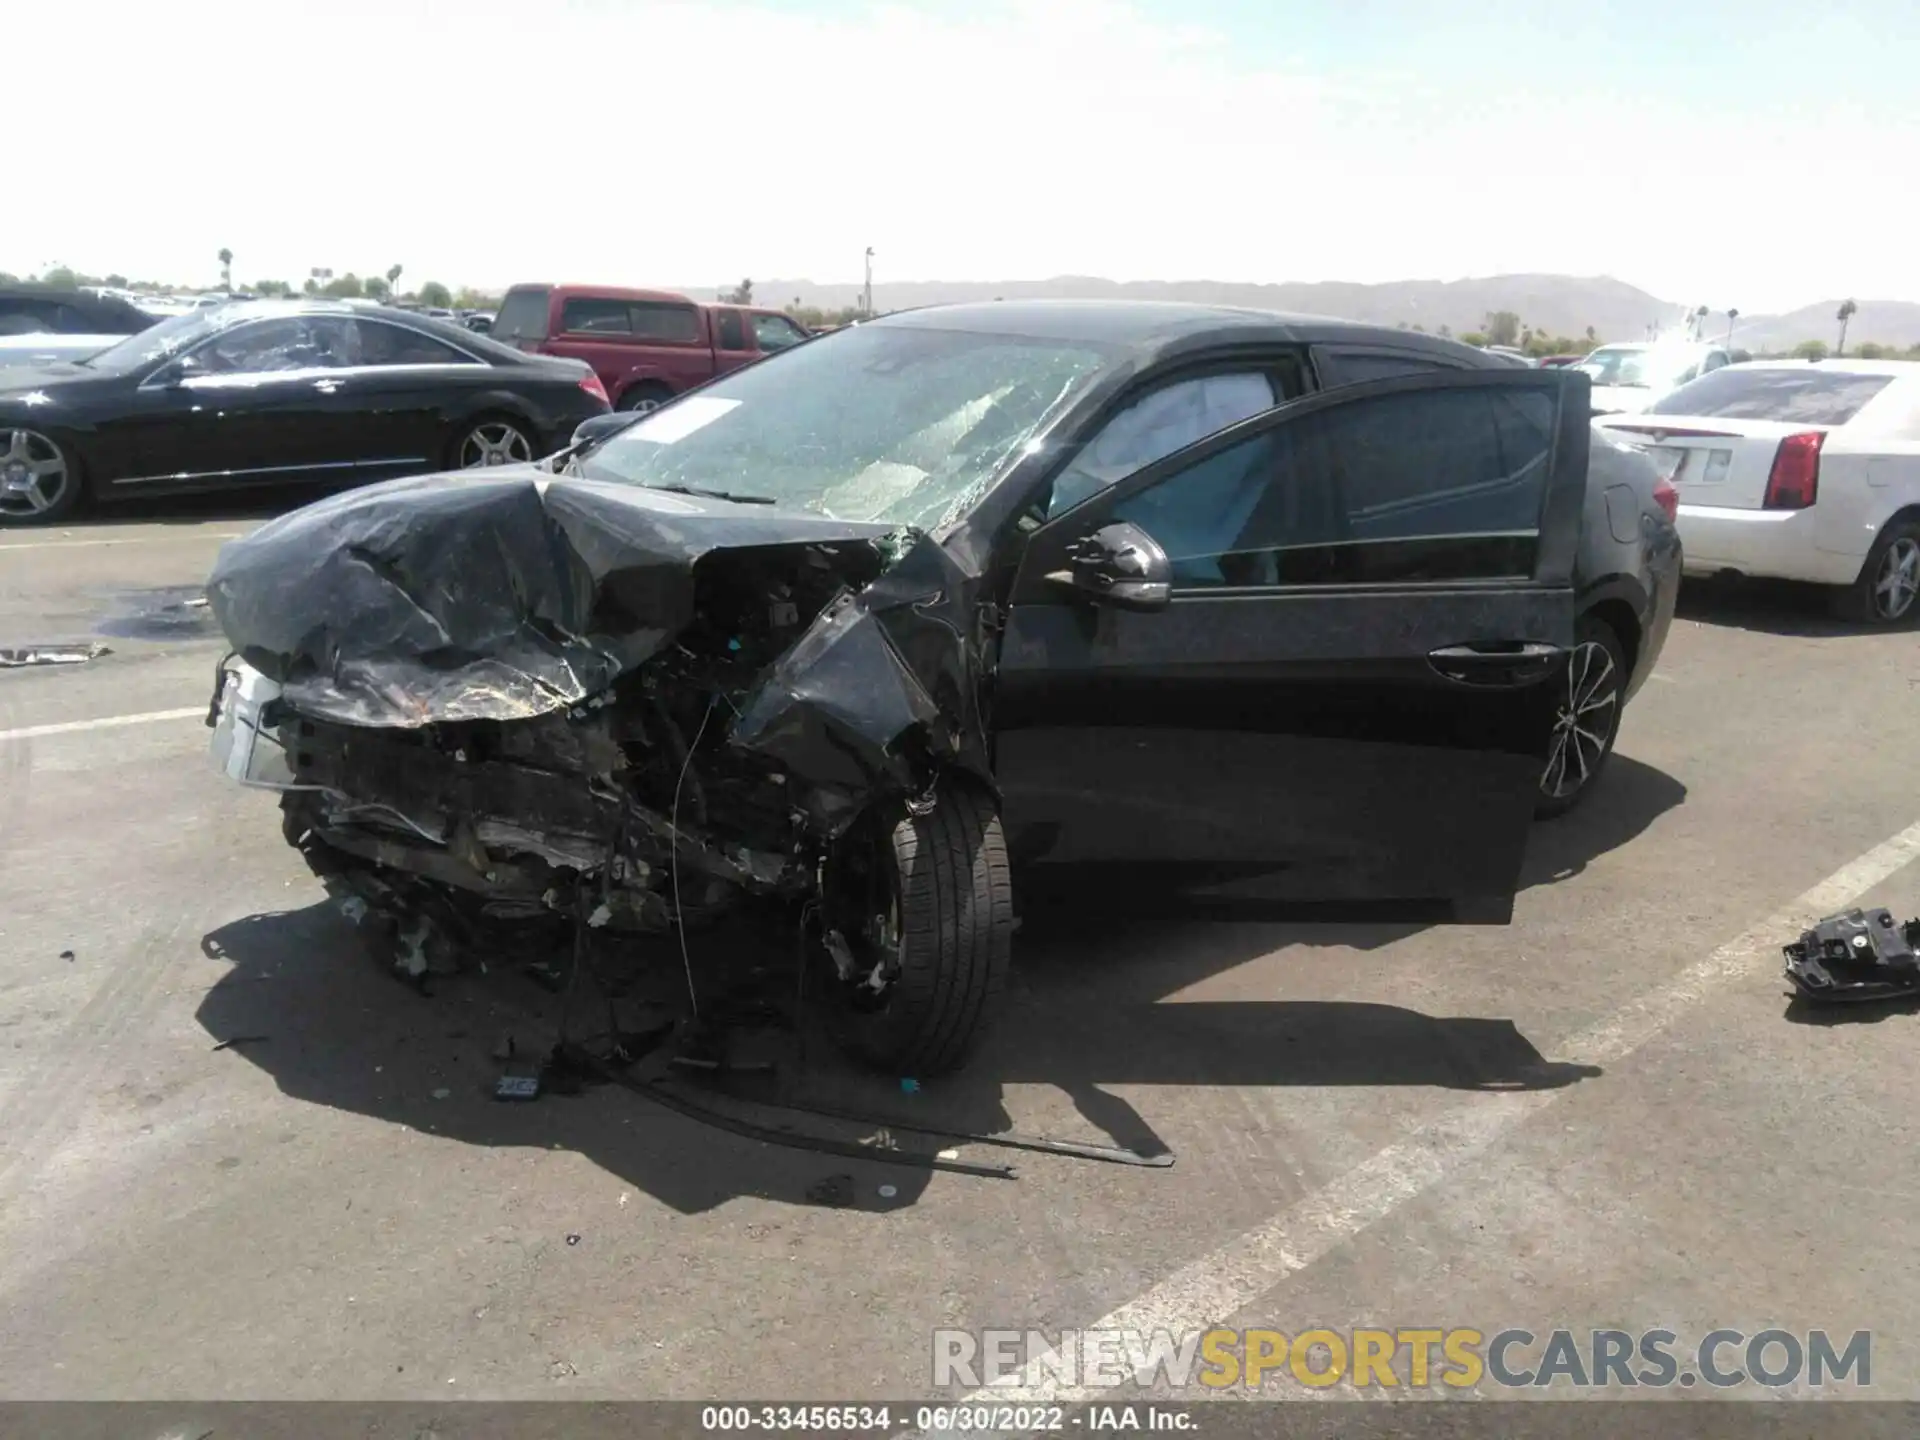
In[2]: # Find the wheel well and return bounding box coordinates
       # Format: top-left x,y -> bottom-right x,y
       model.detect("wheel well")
1583,596 -> 1641,677
617,379 -> 673,405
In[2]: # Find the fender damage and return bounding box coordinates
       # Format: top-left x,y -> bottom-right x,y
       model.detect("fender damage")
205,469 -> 992,973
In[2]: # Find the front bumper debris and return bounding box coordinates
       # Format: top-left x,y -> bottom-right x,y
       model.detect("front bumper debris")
1783,907 -> 1920,1003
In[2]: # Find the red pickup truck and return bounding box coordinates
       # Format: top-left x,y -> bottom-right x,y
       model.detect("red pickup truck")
491,284 -> 813,412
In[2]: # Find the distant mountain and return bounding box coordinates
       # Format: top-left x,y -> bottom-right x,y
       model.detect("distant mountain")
1728,301 -> 1920,354
695,273 -> 1689,344
684,273 -> 1920,353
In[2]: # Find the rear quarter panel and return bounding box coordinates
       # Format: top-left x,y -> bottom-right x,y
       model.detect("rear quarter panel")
1582,425 -> 1681,699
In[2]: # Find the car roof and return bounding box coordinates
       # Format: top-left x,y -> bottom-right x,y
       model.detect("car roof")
509,283 -> 697,305
185,298 -> 532,362
1720,357 -> 1920,378
868,299 -> 1501,364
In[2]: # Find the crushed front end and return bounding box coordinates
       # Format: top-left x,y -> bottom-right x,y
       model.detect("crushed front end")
203,473 -> 1001,1048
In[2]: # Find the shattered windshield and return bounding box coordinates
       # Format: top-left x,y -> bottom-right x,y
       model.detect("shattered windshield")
570,323 -> 1111,529
76,308 -> 233,374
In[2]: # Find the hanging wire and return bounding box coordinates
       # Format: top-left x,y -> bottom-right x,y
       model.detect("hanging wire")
670,695 -> 720,1019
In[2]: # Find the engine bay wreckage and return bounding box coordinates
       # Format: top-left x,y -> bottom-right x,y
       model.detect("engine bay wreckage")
205,470 -> 1026,1087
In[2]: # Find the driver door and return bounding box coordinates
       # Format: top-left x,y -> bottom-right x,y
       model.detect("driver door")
993,367 -> 1590,915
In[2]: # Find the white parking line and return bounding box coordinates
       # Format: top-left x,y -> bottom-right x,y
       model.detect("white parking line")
0,707 -> 205,743
0,532 -> 241,552
937,816 -> 1920,1421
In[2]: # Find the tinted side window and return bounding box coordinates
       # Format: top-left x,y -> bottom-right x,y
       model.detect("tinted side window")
561,298 -> 634,334
752,312 -> 806,351
1108,386 -> 1555,588
189,317 -> 343,374
632,302 -> 702,343
716,309 -> 747,350
353,321 -> 478,366
1316,349 -> 1451,388
492,288 -> 552,343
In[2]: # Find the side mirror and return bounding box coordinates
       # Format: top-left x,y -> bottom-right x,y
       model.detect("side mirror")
154,354 -> 200,387
1046,521 -> 1173,613
570,411 -> 641,449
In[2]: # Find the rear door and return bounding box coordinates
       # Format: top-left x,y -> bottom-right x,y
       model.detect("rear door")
325,316 -> 492,476
994,368 -> 1589,913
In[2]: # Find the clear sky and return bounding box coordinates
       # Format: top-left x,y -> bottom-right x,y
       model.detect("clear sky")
14,0 -> 1917,311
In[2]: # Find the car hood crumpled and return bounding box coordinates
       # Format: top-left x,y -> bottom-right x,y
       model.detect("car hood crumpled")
205,467 -> 993,825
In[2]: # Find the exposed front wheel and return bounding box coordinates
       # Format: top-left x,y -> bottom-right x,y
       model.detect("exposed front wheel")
1831,519 -> 1920,627
0,428 -> 82,524
1535,616 -> 1627,820
817,780 -> 1014,1076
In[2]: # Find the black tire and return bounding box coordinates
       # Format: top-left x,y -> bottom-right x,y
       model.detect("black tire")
1535,614 -> 1627,821
0,427 -> 85,525
445,413 -> 535,471
819,780 -> 1014,1076
618,382 -> 673,413
1829,516 -> 1920,627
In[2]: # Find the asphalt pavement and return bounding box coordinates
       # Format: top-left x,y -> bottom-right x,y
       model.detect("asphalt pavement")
3,502 -> 1919,1406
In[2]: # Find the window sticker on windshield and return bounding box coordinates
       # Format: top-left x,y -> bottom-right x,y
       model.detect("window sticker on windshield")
629,396 -> 741,444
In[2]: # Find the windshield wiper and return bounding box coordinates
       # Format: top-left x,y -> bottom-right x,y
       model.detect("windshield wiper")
644,482 -> 776,505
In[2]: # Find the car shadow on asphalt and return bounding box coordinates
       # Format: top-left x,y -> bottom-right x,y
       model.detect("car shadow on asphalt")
193,753 -> 1682,1218
1676,574 -> 1901,638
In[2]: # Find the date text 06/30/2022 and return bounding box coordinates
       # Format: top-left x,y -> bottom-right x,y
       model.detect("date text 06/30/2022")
699,1406 -> 1194,1432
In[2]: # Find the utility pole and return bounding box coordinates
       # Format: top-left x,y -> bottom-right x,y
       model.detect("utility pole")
863,247 -> 874,318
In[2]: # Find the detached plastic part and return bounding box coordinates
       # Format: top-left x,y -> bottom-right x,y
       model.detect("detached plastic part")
1783,908 -> 1920,1002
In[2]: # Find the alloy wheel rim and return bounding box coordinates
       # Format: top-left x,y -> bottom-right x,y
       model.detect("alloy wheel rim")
1542,640 -> 1619,800
1872,537 -> 1920,620
459,422 -> 531,469
0,429 -> 70,518
627,397 -> 662,414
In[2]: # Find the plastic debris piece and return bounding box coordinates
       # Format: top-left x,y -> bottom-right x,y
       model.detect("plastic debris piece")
1784,907 -> 1920,1002
878,1184 -> 898,1199
431,1087 -> 451,1100
211,1035 -> 270,1052
59,950 -> 74,961
899,1077 -> 921,1094
566,1234 -> 581,1246
0,642 -> 111,668
495,1074 -> 541,1101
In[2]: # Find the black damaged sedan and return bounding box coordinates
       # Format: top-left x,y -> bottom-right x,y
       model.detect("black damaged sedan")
0,299 -> 611,524
206,302 -> 1679,1074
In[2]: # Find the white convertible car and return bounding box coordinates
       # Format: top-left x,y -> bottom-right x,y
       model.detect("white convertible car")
1599,359 -> 1920,625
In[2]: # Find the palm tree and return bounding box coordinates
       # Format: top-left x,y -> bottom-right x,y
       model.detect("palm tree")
1692,304 -> 1710,339
1724,307 -> 1739,345
387,264 -> 403,295
1836,299 -> 1857,356
218,248 -> 233,291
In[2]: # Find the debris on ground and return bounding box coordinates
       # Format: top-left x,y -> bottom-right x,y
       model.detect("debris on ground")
59,949 -> 73,961
431,1087 -> 451,1100
1784,908 -> 1920,1002
565,1234 -> 581,1246
0,642 -> 111,668
210,1034 -> 270,1052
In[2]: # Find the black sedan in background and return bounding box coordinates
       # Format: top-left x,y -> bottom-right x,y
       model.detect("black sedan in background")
0,300 -> 612,524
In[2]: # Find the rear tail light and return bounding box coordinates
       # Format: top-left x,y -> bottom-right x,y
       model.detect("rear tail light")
578,372 -> 610,407
1762,431 -> 1824,510
1653,476 -> 1679,523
